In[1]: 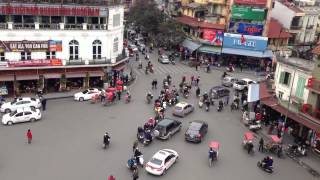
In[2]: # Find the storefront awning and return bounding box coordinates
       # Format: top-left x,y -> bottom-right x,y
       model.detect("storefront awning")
90,71 -> 105,77
44,73 -> 61,79
0,75 -> 14,81
198,46 -> 222,54
261,97 -> 320,133
222,48 -> 274,58
16,75 -> 39,81
182,39 -> 201,52
66,73 -> 87,78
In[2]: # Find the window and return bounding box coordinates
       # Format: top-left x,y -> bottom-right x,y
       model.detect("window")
15,112 -> 23,117
69,40 -> 79,60
295,77 -> 306,99
279,71 -> 291,86
113,38 -> 119,53
92,40 -> 102,59
278,91 -> 284,100
21,52 -> 31,60
0,52 -> 5,61
113,14 -> 120,27
24,111 -> 32,115
46,51 -> 56,59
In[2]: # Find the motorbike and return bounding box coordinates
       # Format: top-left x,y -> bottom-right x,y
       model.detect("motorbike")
287,144 -> 307,157
257,161 -> 273,173
183,92 -> 189,99
125,94 -> 131,103
205,104 -> 209,112
103,137 -> 110,149
145,68 -> 148,74
217,104 -> 223,112
127,157 -> 137,171
150,67 -> 154,73
135,155 -> 144,167
138,63 -> 142,69
226,66 -> 235,72
230,101 -> 239,111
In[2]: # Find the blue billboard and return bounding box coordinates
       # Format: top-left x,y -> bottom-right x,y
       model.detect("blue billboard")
222,33 -> 268,51
229,22 -> 264,36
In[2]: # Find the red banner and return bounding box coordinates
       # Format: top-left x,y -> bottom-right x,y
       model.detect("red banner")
7,59 -> 62,68
0,5 -> 100,16
234,0 -> 267,5
202,29 -> 223,46
0,40 -> 62,52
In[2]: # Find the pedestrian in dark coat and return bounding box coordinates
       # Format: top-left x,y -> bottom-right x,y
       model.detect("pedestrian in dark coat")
196,87 -> 200,97
259,137 -> 264,152
132,168 -> 139,180
41,98 -> 47,111
27,129 -> 32,144
117,91 -> 121,100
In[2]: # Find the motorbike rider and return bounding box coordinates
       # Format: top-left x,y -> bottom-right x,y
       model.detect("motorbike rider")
144,129 -> 153,143
134,148 -> 143,165
138,60 -> 143,69
103,132 -> 110,148
247,141 -> 254,154
205,98 -> 210,111
146,91 -> 153,103
196,87 -> 200,97
222,71 -> 228,79
218,100 -> 224,110
167,75 -> 172,85
203,92 -> 209,102
262,156 -> 273,170
209,147 -> 217,160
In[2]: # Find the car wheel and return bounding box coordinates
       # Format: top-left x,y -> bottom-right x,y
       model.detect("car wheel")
162,169 -> 167,175
79,97 -> 84,102
30,118 -> 36,122
7,121 -> 13,125
5,109 -> 10,113
168,133 -> 172,139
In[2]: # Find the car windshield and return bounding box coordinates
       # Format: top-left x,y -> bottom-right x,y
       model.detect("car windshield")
174,106 -> 183,110
162,55 -> 168,59
237,80 -> 246,85
150,158 -> 162,166
9,110 -> 17,116
82,90 -> 89,94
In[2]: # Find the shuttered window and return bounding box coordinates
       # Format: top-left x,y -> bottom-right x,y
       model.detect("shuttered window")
279,71 -> 291,86
295,76 -> 306,99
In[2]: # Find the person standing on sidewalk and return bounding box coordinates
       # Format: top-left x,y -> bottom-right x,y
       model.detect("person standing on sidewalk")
27,129 -> 32,144
41,97 -> 47,111
132,167 -> 139,180
117,90 -> 121,100
259,137 -> 264,152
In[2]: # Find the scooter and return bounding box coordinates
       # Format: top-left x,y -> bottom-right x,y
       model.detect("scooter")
103,138 -> 110,149
217,104 -> 223,112
230,101 -> 239,111
287,144 -> 307,157
257,161 -> 273,173
205,104 -> 210,112
137,132 -> 144,143
136,155 -> 144,167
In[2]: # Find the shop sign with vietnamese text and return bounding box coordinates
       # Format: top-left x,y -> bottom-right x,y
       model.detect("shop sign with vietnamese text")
7,59 -> 63,68
232,6 -> 266,21
0,40 -> 62,52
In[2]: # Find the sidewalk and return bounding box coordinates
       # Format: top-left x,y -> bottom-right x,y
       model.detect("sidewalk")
256,124 -> 320,177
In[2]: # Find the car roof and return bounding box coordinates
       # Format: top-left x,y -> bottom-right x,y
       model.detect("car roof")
175,102 -> 189,108
189,120 -> 206,129
157,118 -> 176,127
153,149 -> 174,160
241,78 -> 253,82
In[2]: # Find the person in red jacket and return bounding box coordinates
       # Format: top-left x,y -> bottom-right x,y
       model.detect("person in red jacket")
108,175 -> 115,180
27,129 -> 32,144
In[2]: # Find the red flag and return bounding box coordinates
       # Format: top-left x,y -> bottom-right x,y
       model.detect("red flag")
241,34 -> 246,45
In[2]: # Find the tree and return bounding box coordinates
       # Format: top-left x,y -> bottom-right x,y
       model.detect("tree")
127,0 -> 165,34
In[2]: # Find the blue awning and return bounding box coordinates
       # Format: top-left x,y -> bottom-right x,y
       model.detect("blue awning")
222,48 -> 273,58
182,39 -> 201,52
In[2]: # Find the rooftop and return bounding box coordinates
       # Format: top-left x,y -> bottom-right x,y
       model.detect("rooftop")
277,56 -> 315,72
175,16 -> 225,30
267,18 -> 292,39
0,0 -> 120,6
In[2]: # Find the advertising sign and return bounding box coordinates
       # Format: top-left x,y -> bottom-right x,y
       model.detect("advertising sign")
222,33 -> 268,51
7,59 -> 63,68
0,86 -> 8,96
0,40 -> 62,52
0,5 -> 100,17
234,0 -> 267,6
229,22 -> 264,36
232,6 -> 266,21
208,0 -> 225,4
202,29 -> 224,46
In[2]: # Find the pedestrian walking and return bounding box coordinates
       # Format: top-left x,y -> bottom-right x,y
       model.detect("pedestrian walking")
108,175 -> 116,180
191,76 -> 194,85
258,137 -> 264,152
117,90 -> 121,100
224,95 -> 229,105
196,76 -> 200,86
132,168 -> 139,180
41,97 -> 47,111
195,63 -> 199,71
154,79 -> 158,89
196,87 -> 200,97
26,129 -> 32,144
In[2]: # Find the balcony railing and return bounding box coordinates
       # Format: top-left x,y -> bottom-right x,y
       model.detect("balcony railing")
64,24 -> 83,30
13,23 -> 35,29
39,23 -> 60,30
87,24 -> 107,30
306,77 -> 320,94
300,104 -> 320,122
306,25 -> 314,29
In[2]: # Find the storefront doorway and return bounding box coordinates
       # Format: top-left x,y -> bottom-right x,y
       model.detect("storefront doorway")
18,80 -> 37,94
66,78 -> 83,90
89,77 -> 103,88
45,78 -> 60,92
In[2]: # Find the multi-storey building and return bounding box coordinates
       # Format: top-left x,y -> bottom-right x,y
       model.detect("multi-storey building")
0,0 -> 126,96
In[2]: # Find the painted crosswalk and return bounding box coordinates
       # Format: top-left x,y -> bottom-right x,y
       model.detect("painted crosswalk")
133,63 -> 194,76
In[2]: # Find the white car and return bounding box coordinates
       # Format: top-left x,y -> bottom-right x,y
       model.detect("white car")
0,97 -> 41,113
74,88 -> 104,101
2,107 -> 41,125
128,44 -> 138,52
158,55 -> 170,64
233,78 -> 256,91
145,149 -> 179,176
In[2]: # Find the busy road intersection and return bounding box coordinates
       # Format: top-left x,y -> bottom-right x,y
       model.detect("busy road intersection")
0,50 -> 317,180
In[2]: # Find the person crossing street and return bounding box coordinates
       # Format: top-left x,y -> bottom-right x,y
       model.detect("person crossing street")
26,129 -> 32,144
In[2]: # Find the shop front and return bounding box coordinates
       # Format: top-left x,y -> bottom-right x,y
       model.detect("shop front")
222,33 -> 273,69
0,72 -> 14,96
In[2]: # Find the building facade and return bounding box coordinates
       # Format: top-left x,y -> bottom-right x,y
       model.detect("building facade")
0,1 -> 126,96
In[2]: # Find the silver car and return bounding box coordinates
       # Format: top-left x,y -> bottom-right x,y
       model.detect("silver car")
222,76 -> 238,87
172,102 -> 194,117
158,55 -> 170,64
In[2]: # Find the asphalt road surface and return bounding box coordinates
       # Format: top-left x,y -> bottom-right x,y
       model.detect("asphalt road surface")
0,52 -> 317,180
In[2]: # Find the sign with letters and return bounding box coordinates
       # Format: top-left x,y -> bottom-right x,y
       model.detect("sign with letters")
222,33 -> 268,51
0,40 -> 62,52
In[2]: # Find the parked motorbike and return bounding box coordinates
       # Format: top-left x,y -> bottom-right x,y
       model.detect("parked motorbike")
217,104 -> 223,112
257,161 -> 273,173
230,101 -> 239,111
287,144 -> 307,157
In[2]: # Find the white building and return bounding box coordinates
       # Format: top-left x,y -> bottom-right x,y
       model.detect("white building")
0,1 -> 126,95
274,57 -> 314,104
